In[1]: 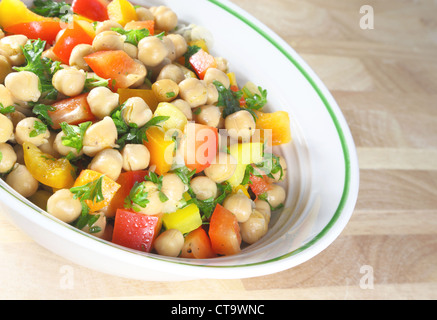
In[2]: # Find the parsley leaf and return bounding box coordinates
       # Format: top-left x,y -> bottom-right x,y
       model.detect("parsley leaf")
242,86 -> 268,111
29,120 -> 47,137
213,80 -> 248,119
32,103 -> 56,126
84,73 -> 110,91
70,175 -> 105,204
0,103 -> 15,114
31,0 -> 71,18
59,121 -> 92,154
112,27 -> 150,46
124,181 -> 150,211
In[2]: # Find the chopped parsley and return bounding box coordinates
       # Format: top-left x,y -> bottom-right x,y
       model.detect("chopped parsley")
29,120 -> 47,137
242,86 -> 268,111
59,121 -> 92,154
32,103 -> 56,126
31,0 -> 71,18
124,181 -> 150,211
112,27 -> 151,46
70,175 -> 105,205
0,103 -> 15,114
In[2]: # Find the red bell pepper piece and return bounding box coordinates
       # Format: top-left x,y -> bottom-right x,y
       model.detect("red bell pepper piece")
112,208 -> 162,253
181,227 -> 217,259
48,93 -> 96,129
52,20 -> 94,64
84,50 -> 146,90
208,204 -> 241,256
72,0 -> 109,22
182,122 -> 218,173
189,49 -> 217,79
4,20 -> 62,43
249,173 -> 273,197
106,170 -> 148,218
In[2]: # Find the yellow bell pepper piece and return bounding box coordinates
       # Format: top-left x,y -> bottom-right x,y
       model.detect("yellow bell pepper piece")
153,102 -> 188,132
0,0 -> 52,29
72,169 -> 120,213
143,126 -> 175,176
227,142 -> 264,187
162,203 -> 202,235
188,39 -> 209,53
23,142 -> 75,189
107,0 -> 138,27
227,72 -> 238,87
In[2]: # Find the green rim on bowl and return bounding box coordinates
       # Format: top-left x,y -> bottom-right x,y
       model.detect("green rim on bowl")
0,0 -> 353,271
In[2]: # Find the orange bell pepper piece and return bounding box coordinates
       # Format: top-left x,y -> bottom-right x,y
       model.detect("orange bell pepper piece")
143,126 -> 175,176
255,110 -> 292,146
107,0 -> 138,27
72,169 -> 120,213
0,0 -> 53,29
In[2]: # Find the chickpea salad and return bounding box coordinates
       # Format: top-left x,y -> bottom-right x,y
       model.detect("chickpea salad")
0,0 -> 292,258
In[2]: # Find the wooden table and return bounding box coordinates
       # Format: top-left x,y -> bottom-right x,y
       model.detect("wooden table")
1,0 -> 436,300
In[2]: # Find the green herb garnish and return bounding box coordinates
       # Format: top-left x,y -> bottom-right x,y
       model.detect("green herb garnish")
59,121 -> 92,154
124,181 -> 150,211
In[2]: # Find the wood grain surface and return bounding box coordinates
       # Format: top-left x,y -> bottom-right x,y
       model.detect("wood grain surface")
1,0 -> 436,300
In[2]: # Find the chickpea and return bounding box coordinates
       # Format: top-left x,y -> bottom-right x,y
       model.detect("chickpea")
81,213 -> 107,238
135,7 -> 154,21
52,68 -> 86,97
166,34 -> 187,60
6,164 -> 39,198
214,57 -> 229,73
0,84 -> 14,108
87,87 -> 119,119
138,36 -> 168,68
153,229 -> 184,257
254,199 -> 271,224
161,173 -> 186,202
265,184 -> 286,209
15,117 -> 50,147
171,99 -> 192,121
239,210 -> 268,244
204,152 -> 237,183
0,113 -> 13,143
152,79 -> 179,102
122,97 -> 153,127
82,116 -> 118,157
178,78 -> 208,108
203,68 -> 230,88
190,176 -> 217,201
69,44 -> 95,71
0,54 -> 11,83
223,193 -> 253,223
46,189 -> 82,223
156,64 -> 185,84
88,148 -> 123,181
194,105 -> 223,128
206,83 -> 219,105
0,143 -> 17,173
92,31 -> 126,51
162,36 -> 176,61
5,71 -> 41,102
42,47 -> 61,62
150,6 -> 178,32
95,20 -> 123,34
225,110 -> 256,142
0,35 -> 28,66
124,42 -> 138,59
121,144 -> 150,171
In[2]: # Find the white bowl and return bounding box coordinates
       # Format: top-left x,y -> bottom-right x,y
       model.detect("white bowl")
0,0 -> 359,281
